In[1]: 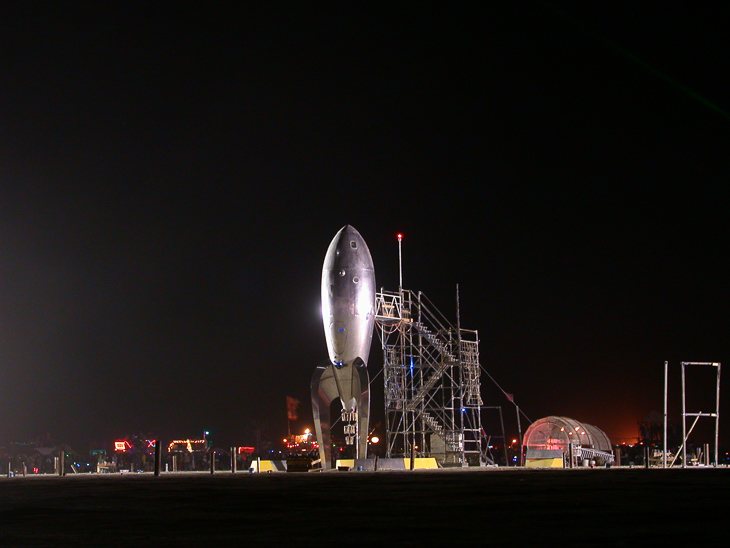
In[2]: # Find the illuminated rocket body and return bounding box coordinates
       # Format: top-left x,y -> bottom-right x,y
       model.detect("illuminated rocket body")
312,225 -> 375,468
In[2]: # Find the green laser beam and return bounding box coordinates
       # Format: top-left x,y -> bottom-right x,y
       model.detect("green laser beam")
544,2 -> 730,120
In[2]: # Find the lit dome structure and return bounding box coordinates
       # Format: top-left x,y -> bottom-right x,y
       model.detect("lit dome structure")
523,416 -> 613,467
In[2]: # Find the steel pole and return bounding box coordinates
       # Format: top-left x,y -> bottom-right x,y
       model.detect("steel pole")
499,407 -> 508,467
681,362 -> 687,469
662,361 -> 669,468
516,405 -> 523,467
154,439 -> 162,477
398,234 -> 403,296
715,363 -> 721,465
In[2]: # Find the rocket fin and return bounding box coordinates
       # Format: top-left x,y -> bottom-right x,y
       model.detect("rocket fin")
312,357 -> 371,466
311,361 -> 337,469
353,357 -> 370,459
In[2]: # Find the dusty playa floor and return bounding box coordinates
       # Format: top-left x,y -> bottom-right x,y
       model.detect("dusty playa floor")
1,467 -> 728,545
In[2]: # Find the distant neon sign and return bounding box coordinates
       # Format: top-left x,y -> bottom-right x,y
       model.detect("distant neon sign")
168,439 -> 208,453
114,441 -> 132,452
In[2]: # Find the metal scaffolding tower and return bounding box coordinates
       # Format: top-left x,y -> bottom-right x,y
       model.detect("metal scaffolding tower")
375,289 -> 484,466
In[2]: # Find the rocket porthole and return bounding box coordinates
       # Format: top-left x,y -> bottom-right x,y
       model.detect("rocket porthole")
350,241 -> 357,249
353,276 -> 359,284
339,270 -> 346,276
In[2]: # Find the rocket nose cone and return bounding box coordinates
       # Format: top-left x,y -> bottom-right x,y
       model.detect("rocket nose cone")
325,225 -> 374,273
342,225 -> 366,241
334,225 -> 360,243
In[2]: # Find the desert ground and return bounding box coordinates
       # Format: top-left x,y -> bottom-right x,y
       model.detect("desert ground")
1,467 -> 728,545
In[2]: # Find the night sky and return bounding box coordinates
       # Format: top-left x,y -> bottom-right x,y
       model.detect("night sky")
1,4 -> 728,451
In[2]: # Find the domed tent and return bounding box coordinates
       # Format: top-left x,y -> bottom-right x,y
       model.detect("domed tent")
522,416 -> 613,467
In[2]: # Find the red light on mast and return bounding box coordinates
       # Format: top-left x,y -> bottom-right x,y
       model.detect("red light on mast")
397,233 -> 403,241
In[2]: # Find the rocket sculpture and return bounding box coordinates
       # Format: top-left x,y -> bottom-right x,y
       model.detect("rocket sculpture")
312,226 -> 375,468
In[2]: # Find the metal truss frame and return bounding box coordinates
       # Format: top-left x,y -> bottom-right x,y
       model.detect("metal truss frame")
375,289 -> 484,466
680,361 -> 721,467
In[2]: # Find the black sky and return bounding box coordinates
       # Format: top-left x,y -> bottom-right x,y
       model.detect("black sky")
1,3 -> 728,450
